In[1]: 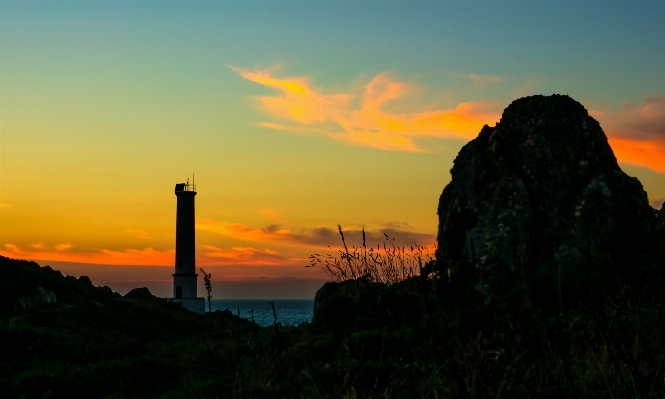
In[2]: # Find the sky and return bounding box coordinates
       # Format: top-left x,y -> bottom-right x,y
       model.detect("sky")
1,0 -> 664,298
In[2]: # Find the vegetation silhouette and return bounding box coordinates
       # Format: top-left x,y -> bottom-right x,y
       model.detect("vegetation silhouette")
200,267 -> 213,313
3,95 -> 665,398
308,224 -> 435,285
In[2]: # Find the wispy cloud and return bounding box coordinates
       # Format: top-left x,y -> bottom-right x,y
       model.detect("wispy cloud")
261,209 -> 285,223
0,203 -> 14,208
591,96 -> 665,172
196,219 -> 291,242
449,72 -> 504,84
0,243 -> 175,266
0,241 -> 290,268
378,221 -> 411,229
3,244 -> 28,256
196,218 -> 435,249
512,76 -> 546,98
228,65 -> 350,124
201,245 -> 282,265
468,74 -> 504,83
292,226 -> 437,249
230,66 -> 501,152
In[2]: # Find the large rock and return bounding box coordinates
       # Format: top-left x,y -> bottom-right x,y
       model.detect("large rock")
436,95 -> 659,306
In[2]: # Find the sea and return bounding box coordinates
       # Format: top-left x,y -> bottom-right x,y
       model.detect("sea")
209,299 -> 314,327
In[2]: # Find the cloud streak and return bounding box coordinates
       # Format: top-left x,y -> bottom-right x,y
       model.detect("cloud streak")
2,220 -> 435,269
468,74 -> 504,83
201,245 -> 282,265
196,218 -> 436,249
0,242 -> 287,268
230,66 -> 501,152
261,209 -> 285,223
196,219 -> 291,242
0,243 -> 175,266
591,96 -> 665,172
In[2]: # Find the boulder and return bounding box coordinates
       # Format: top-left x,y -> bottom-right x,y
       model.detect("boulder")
436,95 -> 659,306
77,275 -> 93,286
312,276 -> 427,332
124,287 -> 158,300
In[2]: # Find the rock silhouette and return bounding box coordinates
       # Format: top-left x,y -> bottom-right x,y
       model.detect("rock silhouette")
124,287 -> 159,300
436,94 -> 660,307
0,255 -> 121,316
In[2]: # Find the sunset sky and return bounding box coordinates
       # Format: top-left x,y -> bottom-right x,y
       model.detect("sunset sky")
1,1 -> 664,298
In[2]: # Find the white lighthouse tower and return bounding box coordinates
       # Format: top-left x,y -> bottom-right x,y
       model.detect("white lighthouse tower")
172,179 -> 205,314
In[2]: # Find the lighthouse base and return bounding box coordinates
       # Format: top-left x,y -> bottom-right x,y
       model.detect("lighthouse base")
171,297 -> 205,314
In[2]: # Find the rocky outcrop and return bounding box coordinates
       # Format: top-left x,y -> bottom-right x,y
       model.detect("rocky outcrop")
436,95 -> 659,306
0,256 -> 121,317
17,286 -> 57,309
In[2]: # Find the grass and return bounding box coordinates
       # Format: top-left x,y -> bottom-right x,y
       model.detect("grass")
308,225 -> 436,285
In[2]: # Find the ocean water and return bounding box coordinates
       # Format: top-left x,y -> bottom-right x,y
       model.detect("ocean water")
209,299 -> 314,327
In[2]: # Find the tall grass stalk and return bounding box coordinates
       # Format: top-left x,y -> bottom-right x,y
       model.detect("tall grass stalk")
308,225 -> 435,285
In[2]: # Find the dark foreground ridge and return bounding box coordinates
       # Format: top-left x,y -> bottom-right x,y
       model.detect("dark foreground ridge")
3,95 -> 665,398
0,255 -> 261,398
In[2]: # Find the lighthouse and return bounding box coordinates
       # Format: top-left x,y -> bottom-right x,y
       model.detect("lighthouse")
172,179 -> 205,314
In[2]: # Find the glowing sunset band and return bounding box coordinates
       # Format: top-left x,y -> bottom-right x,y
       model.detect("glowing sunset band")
0,244 -> 284,267
0,245 -> 175,266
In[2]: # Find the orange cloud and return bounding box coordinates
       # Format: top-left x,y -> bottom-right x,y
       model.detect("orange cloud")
607,137 -> 665,172
261,209 -> 285,223
4,244 -> 28,256
229,66 -> 501,152
0,203 -> 14,208
1,241 -> 292,269
197,218 -> 436,250
196,219 -> 290,242
227,65 -> 350,124
591,97 -> 665,173
54,243 -> 73,251
0,243 -> 175,266
200,245 -> 282,265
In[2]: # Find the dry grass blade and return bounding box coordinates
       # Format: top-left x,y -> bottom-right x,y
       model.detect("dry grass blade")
309,225 -> 435,285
